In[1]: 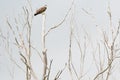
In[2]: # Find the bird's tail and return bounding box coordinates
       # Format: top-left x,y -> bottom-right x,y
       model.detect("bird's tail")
34,13 -> 37,16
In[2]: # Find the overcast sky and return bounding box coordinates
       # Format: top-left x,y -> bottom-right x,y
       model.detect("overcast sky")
1,0 -> 120,80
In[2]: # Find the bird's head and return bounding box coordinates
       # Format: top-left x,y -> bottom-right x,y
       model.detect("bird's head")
44,5 -> 47,7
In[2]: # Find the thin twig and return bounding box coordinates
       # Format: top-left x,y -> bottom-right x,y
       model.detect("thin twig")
45,0 -> 74,37
54,63 -> 67,80
31,46 -> 43,62
47,60 -> 53,80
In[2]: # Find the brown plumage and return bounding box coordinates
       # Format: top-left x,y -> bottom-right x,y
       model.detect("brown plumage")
34,5 -> 47,16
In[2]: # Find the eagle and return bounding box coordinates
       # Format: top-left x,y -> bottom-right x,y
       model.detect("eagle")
34,5 -> 47,16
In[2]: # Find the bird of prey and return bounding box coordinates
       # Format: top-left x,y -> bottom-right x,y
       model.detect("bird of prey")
34,5 -> 47,16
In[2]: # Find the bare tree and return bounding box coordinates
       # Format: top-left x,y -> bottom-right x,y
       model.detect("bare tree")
1,0 -> 120,80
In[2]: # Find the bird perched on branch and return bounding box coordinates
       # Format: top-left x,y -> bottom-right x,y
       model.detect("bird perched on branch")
34,5 -> 47,16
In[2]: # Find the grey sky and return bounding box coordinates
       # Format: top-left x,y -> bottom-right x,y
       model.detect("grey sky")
1,0 -> 120,80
